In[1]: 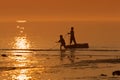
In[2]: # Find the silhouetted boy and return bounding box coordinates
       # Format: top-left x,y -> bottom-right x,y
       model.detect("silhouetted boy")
58,35 -> 66,50
68,27 -> 77,45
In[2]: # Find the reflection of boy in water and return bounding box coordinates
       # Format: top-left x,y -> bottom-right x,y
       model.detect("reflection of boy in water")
58,35 -> 66,50
60,49 -> 75,63
68,27 -> 77,45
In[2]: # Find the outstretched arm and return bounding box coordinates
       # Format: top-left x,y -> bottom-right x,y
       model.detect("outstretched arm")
68,32 -> 70,34
56,40 -> 60,43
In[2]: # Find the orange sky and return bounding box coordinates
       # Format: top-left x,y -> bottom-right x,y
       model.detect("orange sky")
0,0 -> 120,48
0,0 -> 120,21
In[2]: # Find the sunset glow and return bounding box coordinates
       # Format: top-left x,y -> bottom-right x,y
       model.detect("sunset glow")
0,0 -> 119,22
16,20 -> 27,23
0,0 -> 120,80
13,36 -> 30,49
13,70 -> 31,80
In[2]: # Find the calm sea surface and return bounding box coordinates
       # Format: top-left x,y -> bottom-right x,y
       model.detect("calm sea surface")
0,48 -> 120,80
0,22 -> 120,80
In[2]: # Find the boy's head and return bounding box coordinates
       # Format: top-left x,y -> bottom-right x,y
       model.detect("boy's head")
71,27 -> 74,30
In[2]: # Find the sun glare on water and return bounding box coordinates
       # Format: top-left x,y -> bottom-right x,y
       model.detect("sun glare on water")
16,20 -> 27,23
14,36 -> 30,49
12,21 -> 30,49
10,21 -> 33,80
12,69 -> 31,80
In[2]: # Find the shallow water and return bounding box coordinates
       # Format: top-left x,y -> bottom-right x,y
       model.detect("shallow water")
0,49 -> 120,80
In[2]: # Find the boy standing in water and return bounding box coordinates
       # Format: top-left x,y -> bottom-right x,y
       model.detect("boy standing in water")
57,35 -> 66,50
68,27 -> 77,45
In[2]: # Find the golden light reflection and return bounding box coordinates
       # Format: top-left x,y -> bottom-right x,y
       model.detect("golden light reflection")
11,56 -> 46,80
10,55 -> 29,67
13,69 -> 31,80
11,55 -> 32,79
16,70 -> 31,80
13,22 -> 31,49
13,36 -> 30,49
16,74 -> 30,80
16,20 -> 27,23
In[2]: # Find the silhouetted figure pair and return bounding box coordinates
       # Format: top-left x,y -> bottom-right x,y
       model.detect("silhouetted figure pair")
58,27 -> 77,50
68,27 -> 77,45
